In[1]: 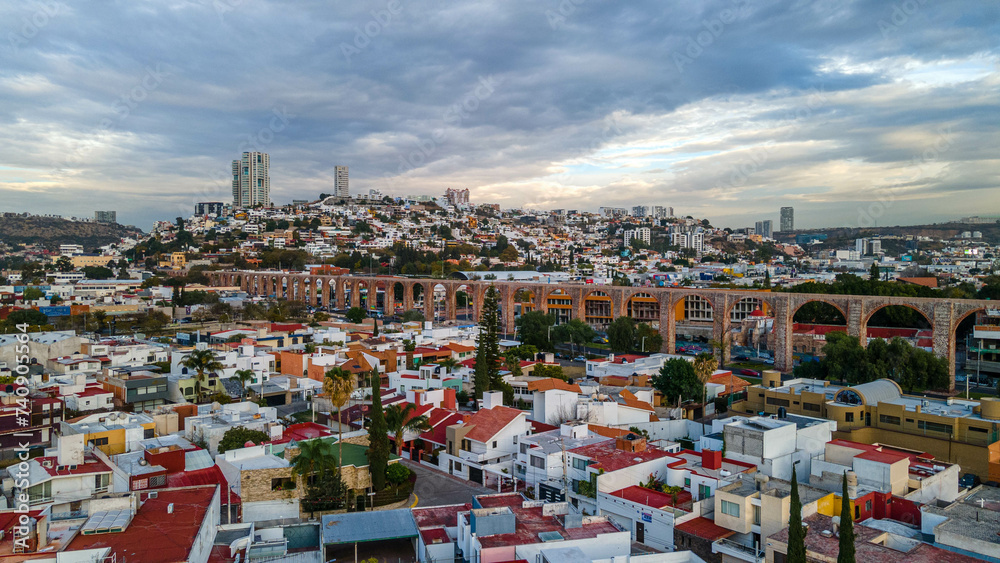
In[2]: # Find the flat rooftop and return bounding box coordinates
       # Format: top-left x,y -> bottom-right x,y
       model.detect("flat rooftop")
472,494 -> 622,549
520,429 -> 611,455
721,473 -> 829,505
924,485 -> 1000,546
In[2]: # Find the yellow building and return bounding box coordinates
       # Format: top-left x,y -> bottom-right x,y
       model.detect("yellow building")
62,411 -> 157,455
69,255 -> 115,268
158,252 -> 186,270
735,371 -> 1000,478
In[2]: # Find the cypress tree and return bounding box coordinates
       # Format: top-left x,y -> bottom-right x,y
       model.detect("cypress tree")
372,317 -> 379,337
787,468 -> 807,563
366,370 -> 390,490
869,261 -> 880,281
473,286 -> 502,400
838,472 -> 856,563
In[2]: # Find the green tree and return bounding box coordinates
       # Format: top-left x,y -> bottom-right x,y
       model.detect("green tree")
372,318 -> 379,337
323,366 -> 355,471
635,323 -> 662,353
386,463 -> 411,491
532,363 -> 568,381
838,472 -> 856,563
651,358 -> 701,404
607,316 -> 636,353
22,287 -> 44,301
869,261 -> 880,281
403,339 -> 416,369
217,426 -> 270,454
516,310 -> 555,350
366,371 -> 391,490
385,403 -> 431,457
787,468 -> 807,563
55,256 -> 73,272
346,306 -> 367,324
693,353 -> 718,385
229,369 -> 255,400
401,309 -> 425,322
504,354 -> 523,377
473,286 -> 503,400
553,318 -> 596,353
180,349 -> 224,403
82,266 -> 114,279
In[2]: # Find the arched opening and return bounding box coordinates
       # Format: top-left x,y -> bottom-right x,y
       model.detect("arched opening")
627,292 -> 660,326
545,289 -> 573,325
790,300 -> 848,364
511,288 -> 537,319
391,281 -> 406,316
455,284 -> 472,320
314,278 -> 323,307
411,284 -> 425,311
957,308 -> 996,387
729,297 -> 774,362
281,277 -> 288,300
356,280 -> 369,311
583,290 -> 613,330
674,294 -> 714,351
301,278 -> 311,304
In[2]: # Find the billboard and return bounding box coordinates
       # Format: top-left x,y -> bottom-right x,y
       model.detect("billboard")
38,305 -> 71,317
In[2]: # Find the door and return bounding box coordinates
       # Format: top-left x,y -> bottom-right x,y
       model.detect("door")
469,467 -> 483,485
636,522 -> 645,543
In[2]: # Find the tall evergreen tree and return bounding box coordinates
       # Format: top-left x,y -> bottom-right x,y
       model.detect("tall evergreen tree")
366,370 -> 390,490
838,472 -> 856,563
372,317 -> 379,337
473,286 -> 502,400
869,261 -> 880,281
787,468 -> 807,563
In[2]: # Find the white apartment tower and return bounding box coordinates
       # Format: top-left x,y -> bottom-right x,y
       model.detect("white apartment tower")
232,152 -> 270,208
334,165 -> 349,198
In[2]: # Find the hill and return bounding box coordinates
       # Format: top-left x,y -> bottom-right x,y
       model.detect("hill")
0,214 -> 145,251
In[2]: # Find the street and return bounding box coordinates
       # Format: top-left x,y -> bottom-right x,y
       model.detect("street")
404,459 -> 494,506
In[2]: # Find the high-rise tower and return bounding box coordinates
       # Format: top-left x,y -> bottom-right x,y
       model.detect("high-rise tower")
232,152 -> 270,208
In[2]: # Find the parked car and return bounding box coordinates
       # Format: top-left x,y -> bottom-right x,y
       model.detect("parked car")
573,356 -> 587,362
740,368 -> 760,377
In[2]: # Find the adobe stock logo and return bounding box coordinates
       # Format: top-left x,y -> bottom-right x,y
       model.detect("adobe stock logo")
341,0 -> 404,65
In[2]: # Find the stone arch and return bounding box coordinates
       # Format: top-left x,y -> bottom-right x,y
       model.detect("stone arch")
789,296 -> 849,325
862,302 -> 934,332
582,289 -> 613,330
541,288 -> 574,325
626,292 -> 660,325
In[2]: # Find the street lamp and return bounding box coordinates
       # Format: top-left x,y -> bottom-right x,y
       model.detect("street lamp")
641,336 -> 647,353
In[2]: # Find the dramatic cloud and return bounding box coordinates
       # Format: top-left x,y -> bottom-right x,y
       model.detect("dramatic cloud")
0,0 -> 997,229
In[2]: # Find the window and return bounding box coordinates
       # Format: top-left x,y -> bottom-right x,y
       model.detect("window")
572,458 -> 588,470
684,477 -> 691,486
91,437 -> 109,447
803,403 -> 821,412
753,505 -> 761,525
879,415 -> 900,425
461,439 -> 471,451
520,443 -> 530,454
845,413 -> 854,423
721,500 -> 740,517
699,484 -> 712,499
453,462 -> 462,472
271,478 -> 295,491
918,420 -> 953,435
970,426 -> 989,433
865,500 -> 872,512
766,397 -> 789,407
144,428 -> 154,439
531,456 -> 545,469
149,474 -> 166,487
492,440 -> 498,449
94,474 -> 109,491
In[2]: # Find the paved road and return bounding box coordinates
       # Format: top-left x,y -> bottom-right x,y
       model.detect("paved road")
404,459 -> 494,507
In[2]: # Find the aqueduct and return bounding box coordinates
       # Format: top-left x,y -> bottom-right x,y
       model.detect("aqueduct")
208,271 -> 994,390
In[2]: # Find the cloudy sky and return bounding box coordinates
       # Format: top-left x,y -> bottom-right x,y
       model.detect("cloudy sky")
1,0 -> 998,230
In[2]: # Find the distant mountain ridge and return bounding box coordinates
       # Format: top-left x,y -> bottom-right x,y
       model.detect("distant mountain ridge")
0,214 -> 145,250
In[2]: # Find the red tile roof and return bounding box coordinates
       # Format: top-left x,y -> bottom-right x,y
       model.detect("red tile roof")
568,441 -> 673,472
464,406 -> 525,443
419,527 -> 451,545
608,486 -> 692,509
36,455 -> 112,477
526,379 -> 581,393
474,494 -> 620,549
166,466 -> 240,505
68,486 -> 219,563
675,516 -> 735,541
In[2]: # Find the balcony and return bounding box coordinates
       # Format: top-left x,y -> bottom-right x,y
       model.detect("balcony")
712,538 -> 765,563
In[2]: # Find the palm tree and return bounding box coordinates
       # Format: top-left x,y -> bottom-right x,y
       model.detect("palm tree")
181,349 -> 225,403
230,369 -> 255,401
385,403 -> 431,457
436,357 -> 460,374
323,366 -> 355,471
693,352 -> 718,432
290,439 -> 338,519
